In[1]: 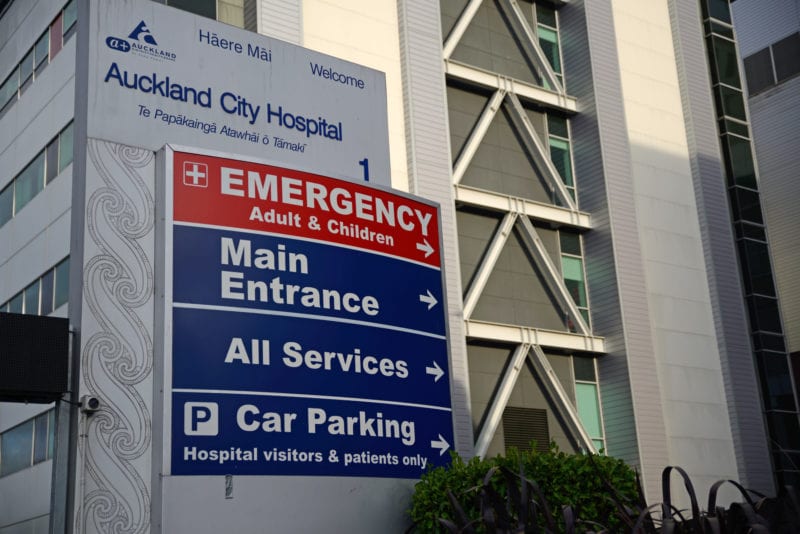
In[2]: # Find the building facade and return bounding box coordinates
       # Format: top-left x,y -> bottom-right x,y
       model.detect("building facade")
731,0 -> 800,479
0,0 -> 795,532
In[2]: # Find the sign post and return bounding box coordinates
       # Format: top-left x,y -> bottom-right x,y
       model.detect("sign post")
163,147 -> 453,478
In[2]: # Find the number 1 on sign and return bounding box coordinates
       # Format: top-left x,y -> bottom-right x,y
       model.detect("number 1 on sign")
359,158 -> 369,182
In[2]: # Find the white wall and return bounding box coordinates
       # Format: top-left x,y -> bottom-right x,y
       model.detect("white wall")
610,0 -> 740,498
302,0 -> 409,191
731,0 -> 799,56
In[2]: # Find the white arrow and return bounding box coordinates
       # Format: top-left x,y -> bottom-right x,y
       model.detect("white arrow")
425,361 -> 445,382
416,239 -> 434,258
419,290 -> 438,310
431,434 -> 450,456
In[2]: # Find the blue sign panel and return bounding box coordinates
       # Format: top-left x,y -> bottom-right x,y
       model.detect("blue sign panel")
172,307 -> 450,407
172,393 -> 452,477
172,225 -> 446,335
168,151 -> 453,478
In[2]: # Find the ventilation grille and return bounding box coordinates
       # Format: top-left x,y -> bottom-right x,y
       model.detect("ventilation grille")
502,407 -> 549,452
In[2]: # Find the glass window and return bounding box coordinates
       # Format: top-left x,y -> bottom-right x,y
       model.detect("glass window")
749,295 -> 782,333
535,3 -> 557,27
744,48 -> 775,94
54,257 -> 69,308
707,20 -> 734,39
62,0 -> 77,37
711,36 -> 741,88
8,292 -> 23,314
715,85 -> 746,120
1,71 -> 18,112
217,0 -> 245,28
0,182 -> 13,226
168,0 -> 216,19
34,31 -> 49,72
739,239 -> 776,296
735,221 -> 766,241
50,14 -> 63,58
573,356 -> 596,381
731,186 -> 764,224
0,421 -> 33,476
47,410 -> 56,459
549,137 -> 573,187
40,269 -> 54,316
767,411 -> 800,450
33,413 -> 49,463
576,383 -> 603,440
559,232 -> 581,256
538,26 -> 561,75
14,152 -> 45,214
719,118 -> 749,138
755,333 -> 786,353
548,115 -> 569,138
46,138 -> 59,183
722,135 -> 756,188
772,32 -> 800,83
59,123 -> 74,172
23,280 -> 39,315
562,255 -> 587,307
19,50 -> 34,87
702,0 -> 732,23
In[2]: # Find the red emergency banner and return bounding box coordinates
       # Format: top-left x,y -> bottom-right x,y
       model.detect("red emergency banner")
172,151 -> 441,267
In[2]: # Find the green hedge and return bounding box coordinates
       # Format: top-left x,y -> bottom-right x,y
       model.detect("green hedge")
408,445 -> 639,533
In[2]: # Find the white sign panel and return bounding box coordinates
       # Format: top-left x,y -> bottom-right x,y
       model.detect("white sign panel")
86,0 -> 390,185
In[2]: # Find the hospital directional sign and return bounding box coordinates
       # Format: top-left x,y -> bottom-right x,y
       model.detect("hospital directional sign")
164,147 -> 453,477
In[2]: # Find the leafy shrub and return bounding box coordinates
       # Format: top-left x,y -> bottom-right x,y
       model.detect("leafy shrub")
408,444 -> 639,533
408,448 -> 800,533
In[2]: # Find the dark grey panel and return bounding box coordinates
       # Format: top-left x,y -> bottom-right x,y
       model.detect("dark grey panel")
456,207 -> 503,292
451,0 -> 540,85
467,341 -> 513,435
546,352 -> 575,402
537,224 -> 559,263
472,227 -> 566,330
467,342 -> 575,455
461,106 -> 553,204
441,0 -> 470,44
447,83 -> 490,164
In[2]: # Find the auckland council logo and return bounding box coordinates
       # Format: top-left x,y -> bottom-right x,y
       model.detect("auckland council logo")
105,20 -> 176,62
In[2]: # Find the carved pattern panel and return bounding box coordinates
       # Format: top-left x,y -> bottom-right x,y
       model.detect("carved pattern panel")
77,139 -> 155,534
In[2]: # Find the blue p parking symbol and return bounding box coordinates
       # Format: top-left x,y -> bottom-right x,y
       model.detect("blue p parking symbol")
184,402 -> 219,436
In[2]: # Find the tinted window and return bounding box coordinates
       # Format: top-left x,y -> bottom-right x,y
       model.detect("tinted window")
40,269 -> 54,315
59,123 -> 74,172
14,152 -> 45,213
772,33 -> 800,82
744,48 -> 774,94
54,258 -> 70,308
0,421 -> 33,476
0,183 -> 12,226
712,36 -> 741,88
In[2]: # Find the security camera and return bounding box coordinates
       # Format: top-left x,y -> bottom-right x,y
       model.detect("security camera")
80,395 -> 101,414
